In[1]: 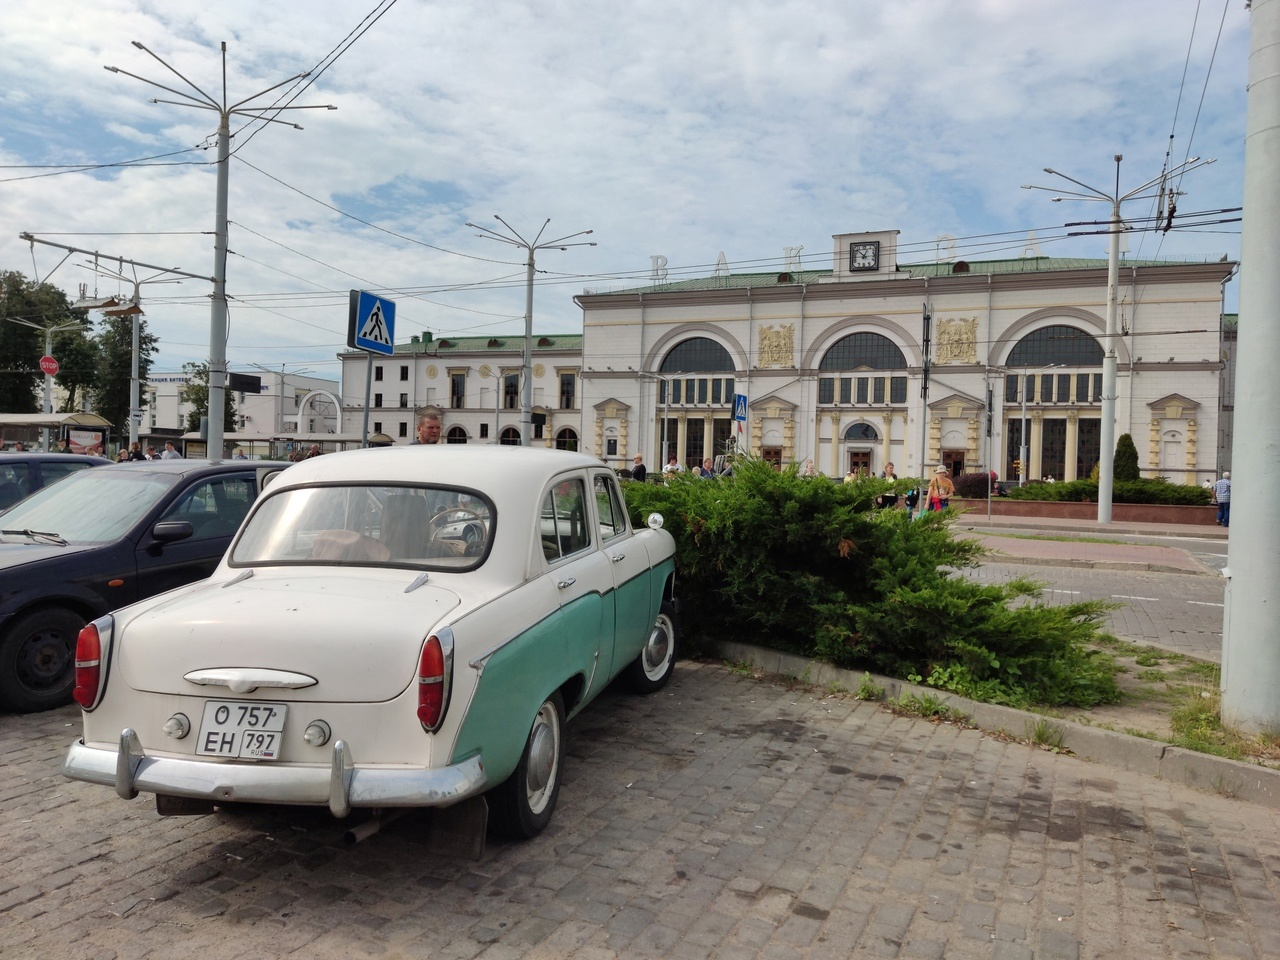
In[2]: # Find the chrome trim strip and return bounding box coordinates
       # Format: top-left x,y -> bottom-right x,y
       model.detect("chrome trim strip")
115,728 -> 143,800
329,739 -> 353,818
183,668 -> 318,692
63,739 -> 488,813
222,570 -> 255,588
404,572 -> 429,593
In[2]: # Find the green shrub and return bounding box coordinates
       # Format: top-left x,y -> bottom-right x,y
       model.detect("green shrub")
1006,477 -> 1210,505
1115,433 -> 1140,481
625,456 -> 1120,708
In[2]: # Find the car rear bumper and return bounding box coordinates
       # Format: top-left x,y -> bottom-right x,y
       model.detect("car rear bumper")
63,729 -> 487,818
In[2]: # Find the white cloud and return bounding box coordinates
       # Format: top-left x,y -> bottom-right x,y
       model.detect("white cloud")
0,0 -> 1248,378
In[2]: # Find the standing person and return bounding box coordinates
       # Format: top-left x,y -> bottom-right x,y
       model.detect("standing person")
630,455 -> 647,484
12,441 -> 25,452
411,412 -> 442,445
145,445 -> 159,460
663,455 -> 684,474
926,465 -> 954,512
304,443 -> 323,458
876,462 -> 899,508
1212,471 -> 1231,527
161,441 -> 182,460
57,438 -> 72,454
698,457 -> 715,478
127,442 -> 145,461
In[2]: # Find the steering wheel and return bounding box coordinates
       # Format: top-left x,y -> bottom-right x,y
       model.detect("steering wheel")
429,506 -> 486,532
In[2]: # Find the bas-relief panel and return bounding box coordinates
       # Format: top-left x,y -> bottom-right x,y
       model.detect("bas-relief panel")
936,317 -> 978,365
757,324 -> 795,368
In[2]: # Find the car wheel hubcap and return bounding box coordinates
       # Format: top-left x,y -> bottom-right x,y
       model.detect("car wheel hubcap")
525,702 -> 560,813
643,615 -> 672,679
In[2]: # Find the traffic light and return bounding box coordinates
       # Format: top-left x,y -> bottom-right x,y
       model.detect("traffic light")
1012,459 -> 1022,476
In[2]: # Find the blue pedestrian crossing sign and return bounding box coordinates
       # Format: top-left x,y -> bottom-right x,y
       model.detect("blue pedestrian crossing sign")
733,393 -> 747,421
347,290 -> 396,356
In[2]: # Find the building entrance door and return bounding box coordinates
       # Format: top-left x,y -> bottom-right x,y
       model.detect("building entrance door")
942,450 -> 965,476
847,449 -> 872,477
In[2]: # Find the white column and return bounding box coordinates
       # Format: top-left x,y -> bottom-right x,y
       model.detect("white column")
1222,0 -> 1280,732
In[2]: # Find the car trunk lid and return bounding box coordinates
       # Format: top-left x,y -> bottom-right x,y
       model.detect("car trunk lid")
116,568 -> 461,702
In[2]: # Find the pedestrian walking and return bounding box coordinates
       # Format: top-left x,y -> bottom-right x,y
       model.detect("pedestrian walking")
1212,471 -> 1231,527
927,465 -> 954,511
630,455 -> 647,484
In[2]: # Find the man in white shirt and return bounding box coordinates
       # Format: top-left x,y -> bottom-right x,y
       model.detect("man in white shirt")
161,441 -> 182,460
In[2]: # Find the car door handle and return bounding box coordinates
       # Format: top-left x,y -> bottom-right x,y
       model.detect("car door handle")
610,553 -> 625,563
557,577 -> 576,589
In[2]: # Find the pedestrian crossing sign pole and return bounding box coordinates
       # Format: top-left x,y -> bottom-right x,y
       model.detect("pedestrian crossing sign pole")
348,290 -> 397,447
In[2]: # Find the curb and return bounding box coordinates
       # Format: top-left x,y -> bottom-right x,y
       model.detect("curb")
971,551 -> 1216,577
714,639 -> 1280,810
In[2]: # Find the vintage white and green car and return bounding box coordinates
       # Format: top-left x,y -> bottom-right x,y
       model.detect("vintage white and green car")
62,446 -> 679,838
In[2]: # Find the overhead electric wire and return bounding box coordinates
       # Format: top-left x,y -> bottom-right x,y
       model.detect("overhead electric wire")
0,148 -> 210,183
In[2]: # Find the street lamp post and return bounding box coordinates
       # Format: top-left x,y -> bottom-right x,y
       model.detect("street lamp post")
635,371 -> 673,466
3,317 -> 90,450
105,41 -> 334,462
465,218 -> 594,446
1022,154 -> 1213,521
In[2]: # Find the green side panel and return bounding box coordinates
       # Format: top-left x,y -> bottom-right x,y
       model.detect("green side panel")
450,592 -> 605,782
612,564 -> 653,669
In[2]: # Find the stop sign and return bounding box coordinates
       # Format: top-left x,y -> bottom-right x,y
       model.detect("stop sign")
39,356 -> 59,377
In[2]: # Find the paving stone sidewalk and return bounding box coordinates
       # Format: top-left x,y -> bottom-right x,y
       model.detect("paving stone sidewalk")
3,662 -> 1280,959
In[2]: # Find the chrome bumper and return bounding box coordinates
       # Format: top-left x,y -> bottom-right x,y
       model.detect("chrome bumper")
63,729 -> 487,818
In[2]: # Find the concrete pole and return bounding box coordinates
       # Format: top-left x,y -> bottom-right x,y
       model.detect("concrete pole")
1097,176 -> 1122,523
207,100 -> 231,463
520,251 -> 535,447
42,328 -> 53,452
1221,0 -> 1280,733
129,308 -> 140,448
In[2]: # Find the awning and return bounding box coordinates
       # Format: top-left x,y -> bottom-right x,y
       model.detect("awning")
0,412 -> 113,429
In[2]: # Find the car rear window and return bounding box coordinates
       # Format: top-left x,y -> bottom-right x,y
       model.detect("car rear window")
231,484 -> 493,571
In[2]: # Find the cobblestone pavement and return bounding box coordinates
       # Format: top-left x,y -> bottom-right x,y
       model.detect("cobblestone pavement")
4,662 -> 1279,959
961,562 -> 1225,662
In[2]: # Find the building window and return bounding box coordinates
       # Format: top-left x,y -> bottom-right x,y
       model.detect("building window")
374,393 -> 383,408
503,374 -> 518,410
446,426 -> 468,444
399,393 -> 408,408
399,365 -> 408,381
375,367 -> 384,382
373,421 -> 382,433
712,379 -> 722,404
839,378 -> 852,404
451,373 -> 466,409
856,378 -> 868,404
559,373 -> 575,410
1056,374 -> 1070,403
1075,373 -> 1090,403
398,422 -> 407,437
818,378 -> 834,404
500,426 -> 521,446
819,332 -> 908,372
1006,377 -> 1020,403
872,378 -> 885,404
890,377 -> 907,403
660,336 -> 735,373
1006,324 -> 1104,367
555,428 -> 578,451
480,423 -> 489,439
697,379 -> 708,403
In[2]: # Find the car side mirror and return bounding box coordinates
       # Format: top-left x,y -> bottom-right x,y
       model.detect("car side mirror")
152,520 -> 195,544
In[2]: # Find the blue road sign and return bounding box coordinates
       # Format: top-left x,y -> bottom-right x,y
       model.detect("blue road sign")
348,290 -> 396,356
733,393 -> 747,421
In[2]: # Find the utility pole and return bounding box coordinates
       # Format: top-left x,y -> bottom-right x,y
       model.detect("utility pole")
105,41 -> 334,461
1022,153 -> 1212,522
1222,0 -> 1280,734
465,218 -> 594,446
2,317 -> 91,450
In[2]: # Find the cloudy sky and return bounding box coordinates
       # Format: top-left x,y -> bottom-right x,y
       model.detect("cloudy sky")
0,0 -> 1248,384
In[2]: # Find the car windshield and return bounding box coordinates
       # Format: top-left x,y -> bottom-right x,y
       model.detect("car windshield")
231,484 -> 494,571
0,468 -> 180,544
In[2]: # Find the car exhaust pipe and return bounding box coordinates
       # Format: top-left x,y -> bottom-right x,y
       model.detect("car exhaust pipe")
343,808 -> 408,844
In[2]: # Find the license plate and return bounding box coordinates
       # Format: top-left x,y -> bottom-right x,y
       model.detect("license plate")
196,701 -> 288,760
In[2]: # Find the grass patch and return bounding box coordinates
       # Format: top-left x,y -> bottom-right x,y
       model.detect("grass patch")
854,673 -> 885,701
1135,668 -> 1166,683
974,531 -> 1131,546
888,691 -> 969,723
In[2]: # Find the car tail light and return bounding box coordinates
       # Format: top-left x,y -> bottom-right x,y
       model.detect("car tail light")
417,628 -> 454,733
73,617 -> 112,711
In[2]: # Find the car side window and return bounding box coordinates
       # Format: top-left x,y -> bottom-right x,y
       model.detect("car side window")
0,462 -> 30,510
592,473 -> 627,541
160,475 -> 255,541
540,478 -> 590,562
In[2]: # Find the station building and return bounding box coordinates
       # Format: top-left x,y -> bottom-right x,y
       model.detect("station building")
575,231 -> 1236,483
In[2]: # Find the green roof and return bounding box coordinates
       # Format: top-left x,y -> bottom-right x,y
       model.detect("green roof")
582,255 -> 1229,296
392,333 -> 583,355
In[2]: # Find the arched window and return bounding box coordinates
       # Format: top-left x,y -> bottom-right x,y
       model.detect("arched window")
819,332 -> 907,371
843,422 -> 879,441
1006,325 -> 1103,367
499,427 -> 521,446
445,426 -> 468,444
555,428 -> 578,451
659,336 -> 734,373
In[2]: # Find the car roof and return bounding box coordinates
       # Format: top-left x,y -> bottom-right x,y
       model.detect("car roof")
0,452 -> 111,465
272,445 -> 607,499
103,458 -> 293,476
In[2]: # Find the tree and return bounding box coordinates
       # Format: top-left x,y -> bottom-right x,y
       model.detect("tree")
180,362 -> 236,433
51,327 -> 100,412
1114,433 -> 1140,481
89,313 -> 158,439
0,270 -> 82,413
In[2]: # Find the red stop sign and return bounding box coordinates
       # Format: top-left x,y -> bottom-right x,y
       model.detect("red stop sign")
39,355 -> 59,376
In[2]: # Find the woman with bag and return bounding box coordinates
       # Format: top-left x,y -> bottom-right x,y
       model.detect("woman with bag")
927,465 -> 954,512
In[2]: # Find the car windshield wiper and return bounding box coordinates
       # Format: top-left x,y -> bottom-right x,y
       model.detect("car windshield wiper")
0,528 -> 68,546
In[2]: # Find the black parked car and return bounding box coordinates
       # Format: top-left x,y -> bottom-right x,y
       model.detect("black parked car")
0,452 -> 110,510
0,459 -> 289,712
